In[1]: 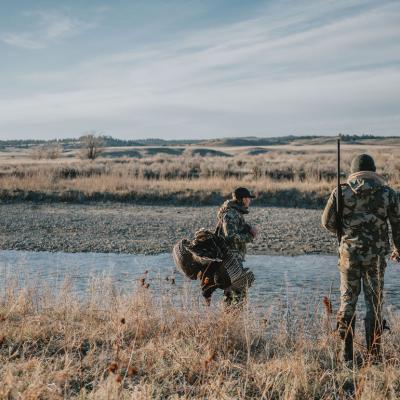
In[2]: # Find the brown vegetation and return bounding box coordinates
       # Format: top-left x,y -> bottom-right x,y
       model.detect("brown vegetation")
1,277 -> 400,399
31,144 -> 62,160
0,144 -> 398,207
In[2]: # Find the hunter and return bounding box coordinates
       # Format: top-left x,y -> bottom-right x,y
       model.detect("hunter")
322,154 -> 400,364
215,187 -> 258,304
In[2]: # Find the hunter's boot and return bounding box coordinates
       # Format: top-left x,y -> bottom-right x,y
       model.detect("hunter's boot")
231,289 -> 247,306
338,316 -> 356,366
365,318 -> 382,363
223,289 -> 233,306
223,289 -> 246,308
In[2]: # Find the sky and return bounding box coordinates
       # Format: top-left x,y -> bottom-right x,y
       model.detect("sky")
0,0 -> 399,140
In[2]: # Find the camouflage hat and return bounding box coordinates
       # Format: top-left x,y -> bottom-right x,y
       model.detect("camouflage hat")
350,154 -> 376,173
233,187 -> 255,200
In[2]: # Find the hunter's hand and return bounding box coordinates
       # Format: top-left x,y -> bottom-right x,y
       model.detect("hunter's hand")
390,249 -> 400,263
250,227 -> 258,239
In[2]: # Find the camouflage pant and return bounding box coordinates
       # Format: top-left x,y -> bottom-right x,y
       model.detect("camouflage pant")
337,255 -> 386,323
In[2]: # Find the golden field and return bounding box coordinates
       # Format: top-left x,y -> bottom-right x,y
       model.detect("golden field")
1,139 -> 400,399
1,277 -> 400,399
0,142 -> 399,206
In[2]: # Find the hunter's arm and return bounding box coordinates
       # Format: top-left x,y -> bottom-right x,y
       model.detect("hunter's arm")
222,212 -> 254,244
388,189 -> 400,252
321,189 -> 338,234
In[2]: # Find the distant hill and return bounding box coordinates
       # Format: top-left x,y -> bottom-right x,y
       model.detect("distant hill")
0,137 -> 201,150
199,135 -> 400,146
243,147 -> 271,155
101,136 -> 201,147
199,136 -> 316,146
184,148 -> 231,157
0,134 -> 398,150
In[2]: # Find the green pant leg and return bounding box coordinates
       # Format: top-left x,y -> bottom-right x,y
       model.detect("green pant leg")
337,259 -> 362,321
362,256 -> 386,322
337,259 -> 361,363
362,256 -> 386,357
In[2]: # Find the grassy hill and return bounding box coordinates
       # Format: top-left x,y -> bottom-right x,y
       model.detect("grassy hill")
1,135 -> 399,150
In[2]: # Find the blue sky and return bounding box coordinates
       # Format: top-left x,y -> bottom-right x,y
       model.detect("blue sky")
0,0 -> 399,140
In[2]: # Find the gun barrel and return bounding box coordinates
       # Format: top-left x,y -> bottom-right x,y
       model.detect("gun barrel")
336,137 -> 343,243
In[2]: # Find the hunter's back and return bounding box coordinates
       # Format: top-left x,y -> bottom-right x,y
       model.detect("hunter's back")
341,172 -> 395,262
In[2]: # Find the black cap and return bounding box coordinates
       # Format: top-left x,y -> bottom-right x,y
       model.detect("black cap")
351,154 -> 376,173
233,187 -> 256,200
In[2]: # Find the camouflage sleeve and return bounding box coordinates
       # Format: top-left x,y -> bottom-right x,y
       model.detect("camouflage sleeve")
321,189 -> 338,234
388,189 -> 400,251
222,212 -> 254,244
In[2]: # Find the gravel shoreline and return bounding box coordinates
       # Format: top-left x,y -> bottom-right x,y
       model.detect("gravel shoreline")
0,202 -> 337,255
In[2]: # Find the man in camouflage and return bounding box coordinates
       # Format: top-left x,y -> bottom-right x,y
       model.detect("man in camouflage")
172,187 -> 257,305
216,187 -> 258,304
322,154 -> 400,364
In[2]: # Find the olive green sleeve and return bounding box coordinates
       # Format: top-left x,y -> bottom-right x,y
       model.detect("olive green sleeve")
321,189 -> 338,234
222,213 -> 254,244
388,189 -> 400,251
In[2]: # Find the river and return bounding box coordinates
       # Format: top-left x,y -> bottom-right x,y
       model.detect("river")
1,250 -> 399,314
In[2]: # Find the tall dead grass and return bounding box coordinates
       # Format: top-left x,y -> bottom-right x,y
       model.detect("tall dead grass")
0,146 -> 398,204
0,276 -> 400,399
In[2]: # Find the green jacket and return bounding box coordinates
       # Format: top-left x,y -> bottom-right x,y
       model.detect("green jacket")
322,171 -> 400,264
217,199 -> 254,259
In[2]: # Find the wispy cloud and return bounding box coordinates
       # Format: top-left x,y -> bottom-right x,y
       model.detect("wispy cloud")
1,9 -> 100,50
0,0 -> 399,138
1,33 -> 45,50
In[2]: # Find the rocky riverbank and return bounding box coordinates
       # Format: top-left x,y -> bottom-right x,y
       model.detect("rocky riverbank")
0,203 -> 337,255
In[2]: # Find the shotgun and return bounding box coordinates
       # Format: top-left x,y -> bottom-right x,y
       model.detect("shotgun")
336,136 -> 343,244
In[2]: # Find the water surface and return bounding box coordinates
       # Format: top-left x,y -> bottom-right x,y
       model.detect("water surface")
1,251 -> 399,313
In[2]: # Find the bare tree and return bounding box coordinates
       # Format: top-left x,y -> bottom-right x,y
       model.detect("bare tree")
80,133 -> 103,160
32,143 -> 62,160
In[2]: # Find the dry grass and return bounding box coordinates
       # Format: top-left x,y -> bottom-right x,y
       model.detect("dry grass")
0,144 -> 399,205
0,172 -> 333,197
1,277 -> 400,399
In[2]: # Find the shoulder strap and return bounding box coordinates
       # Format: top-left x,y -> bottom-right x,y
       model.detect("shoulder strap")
214,218 -> 223,236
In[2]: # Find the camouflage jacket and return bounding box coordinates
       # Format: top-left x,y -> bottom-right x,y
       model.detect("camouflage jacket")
322,171 -> 400,264
217,200 -> 254,259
